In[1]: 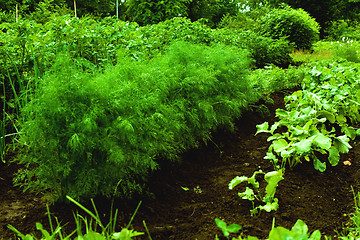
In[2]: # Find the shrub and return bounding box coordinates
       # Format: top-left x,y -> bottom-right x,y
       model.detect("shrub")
125,0 -> 190,25
261,6 -> 320,50
325,20 -> 360,41
14,41 -> 255,201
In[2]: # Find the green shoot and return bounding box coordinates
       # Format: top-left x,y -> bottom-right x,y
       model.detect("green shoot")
215,218 -> 242,239
229,170 -> 284,216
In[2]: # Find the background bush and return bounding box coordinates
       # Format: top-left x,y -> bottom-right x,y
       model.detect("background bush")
0,16 -> 293,106
14,41 -> 256,201
324,20 -> 360,41
261,5 -> 320,50
125,0 -> 190,25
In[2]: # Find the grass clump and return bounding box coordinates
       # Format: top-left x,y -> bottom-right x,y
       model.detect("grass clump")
8,196 -> 145,240
14,41 -> 255,201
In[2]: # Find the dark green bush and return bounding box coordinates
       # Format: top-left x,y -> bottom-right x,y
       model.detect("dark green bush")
261,6 -> 320,50
0,16 -> 292,85
138,18 -> 293,68
125,0 -> 190,25
15,41 -> 255,201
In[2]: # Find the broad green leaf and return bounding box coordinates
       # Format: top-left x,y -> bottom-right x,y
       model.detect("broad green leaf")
36,223 -> 51,239
181,186 -> 189,191
316,117 -> 327,123
269,227 -> 293,240
301,106 -> 316,117
280,148 -> 295,158
310,67 -> 322,77
317,110 -> 335,123
293,138 -> 312,154
264,170 -> 284,200
246,236 -> 260,240
303,119 -> 314,131
334,135 -> 352,154
215,218 -> 227,230
342,125 -> 356,140
215,218 -> 230,237
275,109 -> 289,119
290,126 -> 307,136
309,230 -> 322,240
291,219 -> 308,235
328,146 -> 340,166
255,122 -> 269,135
272,139 -> 289,153
264,152 -> 278,162
227,224 -> 242,233
313,157 -> 326,172
336,115 -> 347,124
267,133 -> 284,142
356,128 -> 360,136
312,132 -> 332,150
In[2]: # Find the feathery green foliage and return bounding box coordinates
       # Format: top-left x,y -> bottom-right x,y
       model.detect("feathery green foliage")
14,41 -> 254,201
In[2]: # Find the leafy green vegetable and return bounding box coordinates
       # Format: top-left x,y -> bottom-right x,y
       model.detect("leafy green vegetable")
257,60 -> 360,172
229,170 -> 283,216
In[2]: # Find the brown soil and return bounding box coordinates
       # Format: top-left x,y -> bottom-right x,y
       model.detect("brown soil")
1,91 -> 360,240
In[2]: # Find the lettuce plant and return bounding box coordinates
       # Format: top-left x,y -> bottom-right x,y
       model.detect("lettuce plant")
229,170 -> 284,216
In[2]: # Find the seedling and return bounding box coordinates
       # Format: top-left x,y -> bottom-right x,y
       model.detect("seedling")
229,170 -> 284,216
215,218 -> 242,239
269,219 -> 321,240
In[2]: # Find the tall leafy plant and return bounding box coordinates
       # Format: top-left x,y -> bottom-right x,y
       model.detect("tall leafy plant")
15,41 -> 254,201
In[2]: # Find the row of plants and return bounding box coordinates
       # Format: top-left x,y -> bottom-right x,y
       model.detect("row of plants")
0,15 -> 293,83
13,190 -> 359,240
13,41 -> 257,201
0,15 -> 295,162
6,38 -> 360,240
1,4 -> 323,164
2,6 -> 357,239
215,187 -> 360,239
216,58 -> 360,238
256,59 -> 360,172
0,16 -> 295,165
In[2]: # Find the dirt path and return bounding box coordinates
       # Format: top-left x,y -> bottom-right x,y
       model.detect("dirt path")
1,91 -> 359,239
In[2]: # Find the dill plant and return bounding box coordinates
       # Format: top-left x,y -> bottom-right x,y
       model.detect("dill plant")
15,41 -> 255,201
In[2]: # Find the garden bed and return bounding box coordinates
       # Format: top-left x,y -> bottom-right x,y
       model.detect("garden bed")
1,91 -> 358,239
